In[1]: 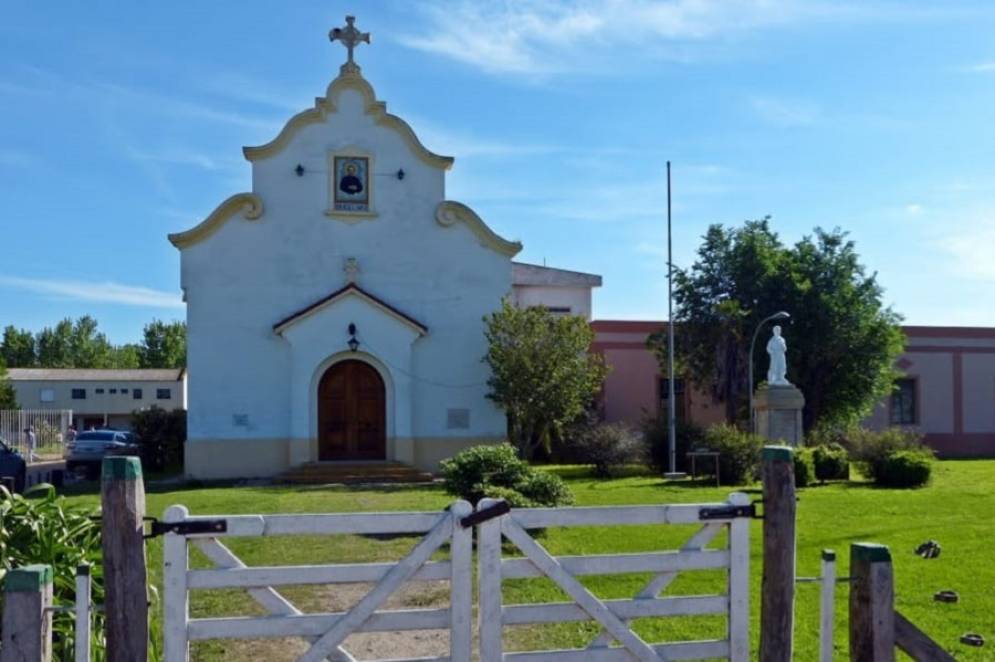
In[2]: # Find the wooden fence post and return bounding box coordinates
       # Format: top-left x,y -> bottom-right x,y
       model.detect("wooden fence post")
849,543 -> 895,662
760,445 -> 796,662
101,456 -> 149,662
1,564 -> 53,662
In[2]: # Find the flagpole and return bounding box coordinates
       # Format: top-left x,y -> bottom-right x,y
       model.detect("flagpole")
665,161 -> 682,478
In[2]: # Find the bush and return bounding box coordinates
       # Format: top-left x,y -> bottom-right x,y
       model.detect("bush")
130,406 -> 187,472
0,484 -> 105,658
642,417 -> 706,474
844,427 -> 927,485
701,424 -> 764,486
440,443 -> 573,507
878,450 -> 933,488
793,449 -> 815,487
811,443 -> 849,481
567,422 -> 645,477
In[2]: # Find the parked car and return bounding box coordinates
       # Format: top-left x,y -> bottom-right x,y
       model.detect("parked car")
65,430 -> 139,480
0,437 -> 27,492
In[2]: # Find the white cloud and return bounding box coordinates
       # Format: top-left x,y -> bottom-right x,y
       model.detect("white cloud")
968,61 -> 995,73
749,95 -> 821,126
939,216 -> 995,282
0,276 -> 184,309
904,203 -> 924,215
400,0 -> 882,75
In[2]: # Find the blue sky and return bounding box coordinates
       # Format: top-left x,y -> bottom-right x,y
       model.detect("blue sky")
2,1 -> 994,343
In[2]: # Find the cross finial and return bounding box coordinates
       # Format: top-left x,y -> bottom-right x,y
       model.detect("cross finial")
329,15 -> 371,74
343,257 -> 360,283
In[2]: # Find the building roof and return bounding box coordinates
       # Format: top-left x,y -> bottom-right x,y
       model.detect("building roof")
273,282 -> 428,336
7,368 -> 185,382
512,262 -> 602,287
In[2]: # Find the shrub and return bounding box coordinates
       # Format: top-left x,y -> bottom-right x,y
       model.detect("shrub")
793,449 -> 815,487
878,450 -> 932,488
567,422 -> 645,477
0,484 -> 105,658
440,443 -> 572,507
811,443 -> 849,481
844,427 -> 926,484
643,417 -> 706,474
701,424 -> 764,486
130,406 -> 187,472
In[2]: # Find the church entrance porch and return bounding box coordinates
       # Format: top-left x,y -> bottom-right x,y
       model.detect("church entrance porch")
317,359 -> 386,461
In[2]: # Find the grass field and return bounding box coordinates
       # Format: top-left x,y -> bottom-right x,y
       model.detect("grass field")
63,460 -> 994,660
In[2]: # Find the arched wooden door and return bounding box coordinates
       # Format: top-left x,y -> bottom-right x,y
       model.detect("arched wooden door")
317,360 -> 386,461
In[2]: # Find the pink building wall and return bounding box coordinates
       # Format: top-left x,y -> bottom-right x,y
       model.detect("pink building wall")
594,321 -> 995,458
591,321 -> 724,429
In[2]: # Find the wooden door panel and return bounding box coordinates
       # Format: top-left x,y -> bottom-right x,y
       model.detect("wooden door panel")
318,360 -> 386,461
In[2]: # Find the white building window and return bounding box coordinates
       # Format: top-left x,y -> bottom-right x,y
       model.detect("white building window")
40,388 -> 55,403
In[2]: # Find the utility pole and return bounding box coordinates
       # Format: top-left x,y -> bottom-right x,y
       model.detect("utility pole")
665,162 -> 684,479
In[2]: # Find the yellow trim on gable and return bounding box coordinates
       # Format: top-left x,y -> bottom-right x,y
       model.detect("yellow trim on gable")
168,193 -> 264,249
435,201 -> 523,258
273,288 -> 427,337
242,70 -> 454,170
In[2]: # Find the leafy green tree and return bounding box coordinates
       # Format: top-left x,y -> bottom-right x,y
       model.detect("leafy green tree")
139,319 -> 186,368
650,219 -> 904,430
1,326 -> 36,368
35,316 -> 115,368
112,343 -> 142,369
0,359 -> 17,409
36,319 -> 74,368
484,300 -> 608,460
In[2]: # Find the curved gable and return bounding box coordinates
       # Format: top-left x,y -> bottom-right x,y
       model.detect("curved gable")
242,68 -> 454,170
435,201 -> 523,257
168,193 -> 263,249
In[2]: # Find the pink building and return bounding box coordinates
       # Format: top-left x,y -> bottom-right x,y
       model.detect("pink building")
592,321 -> 995,458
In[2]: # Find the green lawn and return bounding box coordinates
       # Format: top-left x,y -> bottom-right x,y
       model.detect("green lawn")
64,460 -> 994,660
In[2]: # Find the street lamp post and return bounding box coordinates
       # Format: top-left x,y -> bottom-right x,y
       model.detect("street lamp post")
748,311 -> 791,434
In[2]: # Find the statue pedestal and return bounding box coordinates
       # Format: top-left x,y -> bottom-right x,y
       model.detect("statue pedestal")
754,385 -> 805,446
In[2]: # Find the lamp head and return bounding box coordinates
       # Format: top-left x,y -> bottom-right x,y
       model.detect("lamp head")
773,311 -> 791,321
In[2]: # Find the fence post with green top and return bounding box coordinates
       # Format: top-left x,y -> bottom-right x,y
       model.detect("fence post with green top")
1,564 -> 53,662
101,455 -> 149,662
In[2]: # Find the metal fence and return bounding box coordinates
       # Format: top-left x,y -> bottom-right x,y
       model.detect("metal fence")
0,409 -> 73,462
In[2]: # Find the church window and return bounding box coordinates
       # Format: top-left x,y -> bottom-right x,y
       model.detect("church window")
890,378 -> 916,425
156,388 -> 172,400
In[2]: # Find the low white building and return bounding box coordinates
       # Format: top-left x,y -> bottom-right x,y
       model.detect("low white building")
7,368 -> 188,430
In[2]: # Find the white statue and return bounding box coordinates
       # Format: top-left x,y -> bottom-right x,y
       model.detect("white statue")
766,325 -> 791,386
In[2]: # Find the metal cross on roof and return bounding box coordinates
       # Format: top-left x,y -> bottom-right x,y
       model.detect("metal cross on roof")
329,15 -> 370,70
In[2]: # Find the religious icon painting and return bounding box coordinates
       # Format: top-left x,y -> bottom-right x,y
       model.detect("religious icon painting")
333,156 -> 370,211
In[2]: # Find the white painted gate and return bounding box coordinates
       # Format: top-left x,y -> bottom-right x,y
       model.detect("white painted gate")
161,493 -> 752,661
476,493 -> 752,662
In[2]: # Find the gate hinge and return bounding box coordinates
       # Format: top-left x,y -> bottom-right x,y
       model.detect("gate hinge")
460,500 -> 511,528
699,503 -> 757,520
144,517 -> 227,539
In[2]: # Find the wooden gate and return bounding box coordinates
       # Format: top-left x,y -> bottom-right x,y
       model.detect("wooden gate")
161,501 -> 474,662
161,493 -> 752,661
476,493 -> 752,662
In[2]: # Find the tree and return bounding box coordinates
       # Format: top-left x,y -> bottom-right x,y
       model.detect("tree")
67,315 -> 114,368
483,300 -> 608,460
139,320 -> 186,368
112,343 -> 142,369
36,319 -> 74,368
1,326 -> 36,368
650,219 -> 904,430
0,359 -> 17,409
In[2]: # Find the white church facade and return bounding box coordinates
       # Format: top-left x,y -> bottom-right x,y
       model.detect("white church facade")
170,18 -> 600,479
